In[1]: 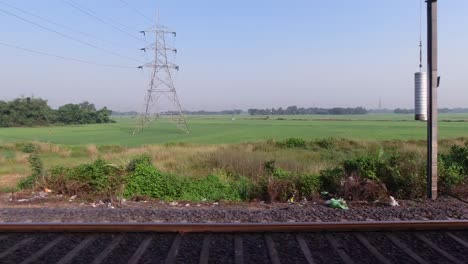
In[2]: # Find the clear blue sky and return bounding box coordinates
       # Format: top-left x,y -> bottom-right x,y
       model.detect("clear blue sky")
0,0 -> 467,111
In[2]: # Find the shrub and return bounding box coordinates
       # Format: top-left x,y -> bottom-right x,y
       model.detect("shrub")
319,167 -> 345,194
314,138 -> 337,149
19,142 -> 40,154
277,138 -> 306,148
260,160 -> 297,202
341,176 -> 387,201
439,142 -> 468,192
18,151 -> 43,190
126,155 -> 152,172
43,158 -> 125,199
70,158 -> 114,193
124,160 -> 180,200
234,176 -> 255,201
43,166 -> 70,194
266,177 -> 296,202
343,155 -> 380,181
378,152 -> 426,199
297,173 -> 320,199
179,173 -> 241,201
17,175 -> 37,190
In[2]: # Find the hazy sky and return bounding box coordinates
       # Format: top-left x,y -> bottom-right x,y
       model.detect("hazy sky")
0,0 -> 467,111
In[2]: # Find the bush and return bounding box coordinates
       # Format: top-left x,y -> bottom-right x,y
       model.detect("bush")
260,160 -> 297,202
126,155 -> 152,172
341,176 -> 387,201
314,138 -> 337,149
179,173 -> 242,201
17,175 -> 37,190
234,176 -> 255,201
277,138 -> 306,148
378,152 -> 426,199
70,158 -> 113,193
19,142 -> 40,154
124,160 -> 180,200
319,167 -> 344,194
343,155 -> 380,181
297,173 -> 320,199
42,158 -> 125,199
18,151 -> 44,190
439,142 -> 468,192
44,166 -> 70,194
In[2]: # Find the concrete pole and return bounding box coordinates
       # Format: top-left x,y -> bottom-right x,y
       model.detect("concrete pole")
427,0 -> 438,199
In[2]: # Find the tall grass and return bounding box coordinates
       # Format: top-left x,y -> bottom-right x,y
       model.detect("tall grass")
2,138 -> 468,198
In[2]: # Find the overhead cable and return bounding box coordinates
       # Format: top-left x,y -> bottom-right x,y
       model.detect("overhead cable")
118,0 -> 154,24
63,0 -> 148,43
0,41 -> 136,68
0,0 -> 112,46
0,7 -> 143,63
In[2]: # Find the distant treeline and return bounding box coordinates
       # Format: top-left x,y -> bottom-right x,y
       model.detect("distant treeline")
0,97 -> 113,127
112,110 -> 244,116
247,106 -> 368,115
112,111 -> 138,116
183,110 -> 243,115
394,108 -> 468,114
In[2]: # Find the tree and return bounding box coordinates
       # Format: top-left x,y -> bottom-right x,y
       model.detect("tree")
0,97 -> 114,127
0,97 -> 53,127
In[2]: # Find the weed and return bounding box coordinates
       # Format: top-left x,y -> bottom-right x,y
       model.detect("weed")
319,167 -> 345,194
86,144 -> 99,156
17,151 -> 44,190
439,141 -> 468,192
277,138 -> 306,148
19,142 -> 39,154
297,173 -> 320,199
179,173 -> 241,201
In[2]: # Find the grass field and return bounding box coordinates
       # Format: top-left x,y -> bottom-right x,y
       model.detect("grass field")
1,114 -> 468,195
0,114 -> 468,147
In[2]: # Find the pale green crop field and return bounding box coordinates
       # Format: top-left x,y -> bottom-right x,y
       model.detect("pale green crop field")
0,114 -> 467,147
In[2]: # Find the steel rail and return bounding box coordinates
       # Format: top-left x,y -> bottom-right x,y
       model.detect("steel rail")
0,220 -> 467,233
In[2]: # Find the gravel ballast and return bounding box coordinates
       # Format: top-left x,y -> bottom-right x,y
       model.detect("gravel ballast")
0,197 -> 467,223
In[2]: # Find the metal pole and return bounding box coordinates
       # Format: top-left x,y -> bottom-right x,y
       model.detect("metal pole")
427,0 -> 438,199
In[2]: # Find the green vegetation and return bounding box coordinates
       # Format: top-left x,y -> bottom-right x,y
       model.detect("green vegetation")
8,138 -> 468,202
247,106 -> 368,115
0,97 -> 113,127
1,113 -> 468,201
0,114 -> 468,146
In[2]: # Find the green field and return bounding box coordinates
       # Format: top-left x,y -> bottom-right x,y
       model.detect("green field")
0,114 -> 468,146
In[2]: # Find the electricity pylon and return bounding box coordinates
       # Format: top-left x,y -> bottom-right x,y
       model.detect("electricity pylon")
133,24 -> 189,135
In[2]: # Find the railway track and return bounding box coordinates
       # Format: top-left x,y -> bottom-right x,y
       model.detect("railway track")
0,221 -> 467,264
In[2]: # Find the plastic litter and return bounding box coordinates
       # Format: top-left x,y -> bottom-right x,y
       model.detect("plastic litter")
326,198 -> 349,210
389,196 -> 400,207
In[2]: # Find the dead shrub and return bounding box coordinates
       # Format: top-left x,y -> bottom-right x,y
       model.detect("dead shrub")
266,178 -> 296,202
86,144 -> 99,156
14,153 -> 29,164
206,148 -> 267,179
341,176 -> 387,201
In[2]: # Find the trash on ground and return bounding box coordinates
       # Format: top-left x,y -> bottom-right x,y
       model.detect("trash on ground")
326,198 -> 349,210
389,196 -> 400,207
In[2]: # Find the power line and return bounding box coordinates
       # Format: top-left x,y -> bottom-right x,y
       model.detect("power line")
118,0 -> 154,24
0,0 -> 113,46
0,7 -> 143,63
63,0 -> 148,43
0,41 -> 136,68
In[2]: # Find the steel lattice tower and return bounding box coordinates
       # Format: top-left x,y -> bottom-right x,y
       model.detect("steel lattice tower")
133,24 -> 189,135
